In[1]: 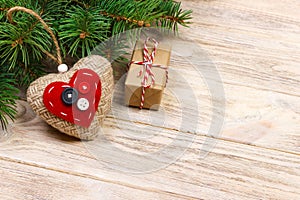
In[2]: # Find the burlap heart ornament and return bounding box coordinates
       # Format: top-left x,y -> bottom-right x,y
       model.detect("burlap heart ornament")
5,6 -> 114,140
27,55 -> 114,140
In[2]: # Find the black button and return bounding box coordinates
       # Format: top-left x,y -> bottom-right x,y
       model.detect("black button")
61,87 -> 78,105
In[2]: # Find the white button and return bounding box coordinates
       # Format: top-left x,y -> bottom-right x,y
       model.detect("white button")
58,64 -> 68,73
76,98 -> 89,111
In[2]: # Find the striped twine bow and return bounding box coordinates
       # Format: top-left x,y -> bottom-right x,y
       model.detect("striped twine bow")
130,37 -> 168,109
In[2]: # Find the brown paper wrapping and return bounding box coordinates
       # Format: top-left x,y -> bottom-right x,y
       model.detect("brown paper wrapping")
125,40 -> 171,110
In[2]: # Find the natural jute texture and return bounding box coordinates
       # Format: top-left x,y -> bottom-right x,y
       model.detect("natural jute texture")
27,55 -> 114,140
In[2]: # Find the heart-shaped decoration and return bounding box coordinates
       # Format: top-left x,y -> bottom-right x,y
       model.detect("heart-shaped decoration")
27,55 -> 114,140
43,68 -> 101,128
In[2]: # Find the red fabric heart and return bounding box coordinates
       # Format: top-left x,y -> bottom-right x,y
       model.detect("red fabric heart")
43,69 -> 102,128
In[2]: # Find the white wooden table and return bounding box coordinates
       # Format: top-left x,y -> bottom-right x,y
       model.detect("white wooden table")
0,0 -> 299,199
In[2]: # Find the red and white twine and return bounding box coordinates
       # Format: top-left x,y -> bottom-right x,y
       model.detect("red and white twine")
130,37 -> 168,109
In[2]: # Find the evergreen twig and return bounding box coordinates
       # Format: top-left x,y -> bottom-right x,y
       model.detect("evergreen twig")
0,73 -> 19,130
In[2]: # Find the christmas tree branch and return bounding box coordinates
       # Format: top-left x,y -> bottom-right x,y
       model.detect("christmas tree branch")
100,11 -> 151,27
71,0 -> 88,8
7,6 -> 62,64
0,73 -> 19,130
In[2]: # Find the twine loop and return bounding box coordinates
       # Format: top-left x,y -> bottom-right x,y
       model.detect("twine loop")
7,6 -> 62,65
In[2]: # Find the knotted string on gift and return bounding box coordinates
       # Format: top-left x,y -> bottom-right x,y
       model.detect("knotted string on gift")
130,37 -> 168,109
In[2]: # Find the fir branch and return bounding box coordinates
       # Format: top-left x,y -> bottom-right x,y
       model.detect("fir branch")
0,20 -> 53,70
100,11 -> 151,27
70,0 -> 87,8
98,0 -> 165,35
98,0 -> 191,34
0,73 -> 19,130
156,1 -> 192,32
59,5 -> 110,58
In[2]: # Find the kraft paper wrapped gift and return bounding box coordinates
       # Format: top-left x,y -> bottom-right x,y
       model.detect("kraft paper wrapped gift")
125,40 -> 171,110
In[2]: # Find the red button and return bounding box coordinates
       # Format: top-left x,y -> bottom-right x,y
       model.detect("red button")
78,82 -> 90,94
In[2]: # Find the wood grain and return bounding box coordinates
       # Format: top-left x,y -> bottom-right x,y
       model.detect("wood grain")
0,158 -> 185,200
0,0 -> 299,199
0,102 -> 299,199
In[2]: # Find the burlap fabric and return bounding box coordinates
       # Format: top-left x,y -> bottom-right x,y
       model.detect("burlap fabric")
27,55 -> 114,140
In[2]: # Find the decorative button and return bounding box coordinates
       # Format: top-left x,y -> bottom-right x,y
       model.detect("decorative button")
76,98 -> 89,111
57,64 -> 68,73
78,82 -> 90,94
61,87 -> 78,105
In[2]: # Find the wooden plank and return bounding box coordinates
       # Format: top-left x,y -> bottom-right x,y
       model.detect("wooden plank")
0,104 -> 299,199
0,158 -> 186,200
178,0 -> 300,153
214,0 -> 300,20
180,0 -> 300,92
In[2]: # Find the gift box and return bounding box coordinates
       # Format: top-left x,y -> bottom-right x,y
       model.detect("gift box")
125,38 -> 171,110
